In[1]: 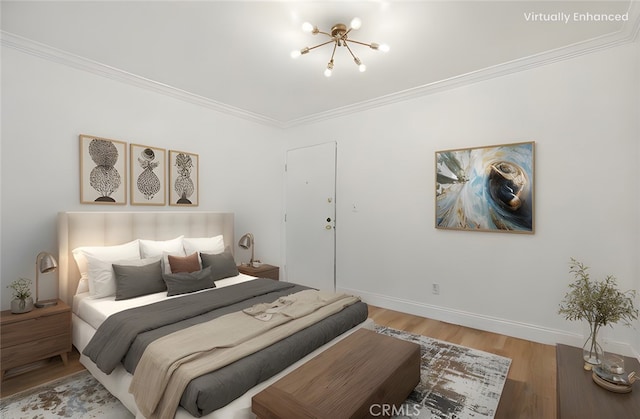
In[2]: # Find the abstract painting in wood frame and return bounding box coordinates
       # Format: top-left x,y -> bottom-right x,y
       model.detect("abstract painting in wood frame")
435,141 -> 534,233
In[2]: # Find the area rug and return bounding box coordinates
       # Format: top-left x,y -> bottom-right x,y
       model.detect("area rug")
0,371 -> 133,419
375,325 -> 512,419
0,328 -> 510,419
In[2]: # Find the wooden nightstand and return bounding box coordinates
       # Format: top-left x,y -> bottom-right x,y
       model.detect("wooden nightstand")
0,299 -> 71,380
238,264 -> 279,281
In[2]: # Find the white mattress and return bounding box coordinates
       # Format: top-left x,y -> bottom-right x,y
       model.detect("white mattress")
73,273 -> 257,329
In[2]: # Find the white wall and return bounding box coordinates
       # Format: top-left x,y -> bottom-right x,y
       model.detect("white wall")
284,41 -> 640,356
0,46 -> 285,308
2,35 -> 638,357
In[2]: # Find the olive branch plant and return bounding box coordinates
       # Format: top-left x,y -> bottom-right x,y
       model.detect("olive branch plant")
558,258 -> 638,363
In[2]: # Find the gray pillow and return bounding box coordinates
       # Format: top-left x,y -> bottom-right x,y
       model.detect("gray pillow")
112,260 -> 165,300
200,250 -> 239,281
162,266 -> 216,296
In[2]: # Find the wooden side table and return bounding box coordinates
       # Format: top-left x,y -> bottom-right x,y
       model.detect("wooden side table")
556,344 -> 640,417
237,264 -> 279,281
0,299 -> 72,380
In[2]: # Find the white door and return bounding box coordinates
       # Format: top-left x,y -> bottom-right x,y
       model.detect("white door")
285,142 -> 336,291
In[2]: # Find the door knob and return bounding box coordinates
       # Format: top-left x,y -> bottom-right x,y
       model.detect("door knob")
325,225 -> 332,230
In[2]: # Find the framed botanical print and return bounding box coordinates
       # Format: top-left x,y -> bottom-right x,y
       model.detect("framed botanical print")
435,141 -> 534,233
80,134 -> 127,204
169,150 -> 199,206
130,144 -> 166,205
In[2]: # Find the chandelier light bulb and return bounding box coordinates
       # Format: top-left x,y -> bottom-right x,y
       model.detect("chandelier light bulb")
379,43 -> 390,53
302,22 -> 315,33
353,57 -> 366,72
325,60 -> 334,77
290,50 -> 301,59
350,17 -> 362,30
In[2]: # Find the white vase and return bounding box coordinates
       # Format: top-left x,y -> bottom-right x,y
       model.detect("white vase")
11,297 -> 34,314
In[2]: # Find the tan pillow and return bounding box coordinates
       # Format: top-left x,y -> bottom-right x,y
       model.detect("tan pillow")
168,252 -> 200,273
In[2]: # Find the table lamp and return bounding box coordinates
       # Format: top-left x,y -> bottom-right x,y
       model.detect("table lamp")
35,251 -> 58,308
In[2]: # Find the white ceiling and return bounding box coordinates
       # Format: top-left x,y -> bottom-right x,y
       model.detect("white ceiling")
2,1 -> 637,126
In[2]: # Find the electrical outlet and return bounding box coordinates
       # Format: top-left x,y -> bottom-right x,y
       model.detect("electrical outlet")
432,283 -> 440,295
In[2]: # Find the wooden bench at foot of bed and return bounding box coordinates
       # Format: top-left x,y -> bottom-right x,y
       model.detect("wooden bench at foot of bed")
251,328 -> 420,419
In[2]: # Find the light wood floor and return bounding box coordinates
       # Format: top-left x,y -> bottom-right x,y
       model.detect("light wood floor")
368,306 -> 557,419
1,305 -> 557,418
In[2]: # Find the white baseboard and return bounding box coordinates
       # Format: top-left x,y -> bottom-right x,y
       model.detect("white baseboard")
340,286 -> 640,360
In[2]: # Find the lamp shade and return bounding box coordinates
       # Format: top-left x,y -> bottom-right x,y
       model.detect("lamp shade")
39,252 -> 58,273
238,233 -> 254,250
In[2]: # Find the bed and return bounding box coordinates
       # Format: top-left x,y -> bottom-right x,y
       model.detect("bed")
57,211 -> 369,419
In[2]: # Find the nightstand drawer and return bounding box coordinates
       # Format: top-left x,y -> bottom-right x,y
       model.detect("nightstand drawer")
1,311 -> 70,347
253,266 -> 279,281
1,333 -> 71,371
237,264 -> 279,281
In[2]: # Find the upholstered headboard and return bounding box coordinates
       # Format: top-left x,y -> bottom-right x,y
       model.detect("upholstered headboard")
57,211 -> 234,304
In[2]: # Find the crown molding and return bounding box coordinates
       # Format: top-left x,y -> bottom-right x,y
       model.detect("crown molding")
0,31 -> 286,129
2,2 -> 638,130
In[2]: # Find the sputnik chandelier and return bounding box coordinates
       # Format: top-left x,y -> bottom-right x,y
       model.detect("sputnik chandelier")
291,17 -> 389,77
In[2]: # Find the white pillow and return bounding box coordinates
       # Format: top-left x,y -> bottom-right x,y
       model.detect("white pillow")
86,255 -> 160,299
139,236 -> 185,258
183,235 -> 225,256
72,240 -> 141,284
